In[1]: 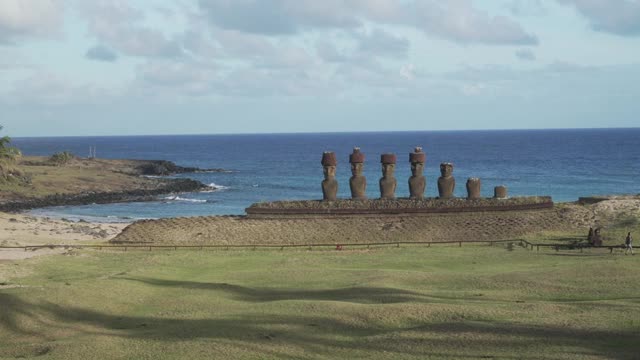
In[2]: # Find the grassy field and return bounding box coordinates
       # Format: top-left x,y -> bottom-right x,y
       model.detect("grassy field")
1,243 -> 639,359
0,157 -> 157,202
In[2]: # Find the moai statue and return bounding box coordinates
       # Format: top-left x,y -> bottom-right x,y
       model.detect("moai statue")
379,153 -> 397,199
349,147 -> 367,200
321,151 -> 338,201
494,185 -> 508,199
466,178 -> 481,200
408,147 -> 426,199
437,162 -> 455,198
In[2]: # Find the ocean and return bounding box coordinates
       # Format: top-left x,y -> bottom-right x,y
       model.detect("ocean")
12,128 -> 640,222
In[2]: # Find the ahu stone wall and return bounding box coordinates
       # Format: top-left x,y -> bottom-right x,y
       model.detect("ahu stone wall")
112,208 -> 580,245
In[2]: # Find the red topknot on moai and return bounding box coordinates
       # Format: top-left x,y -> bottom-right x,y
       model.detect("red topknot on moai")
321,152 -> 338,201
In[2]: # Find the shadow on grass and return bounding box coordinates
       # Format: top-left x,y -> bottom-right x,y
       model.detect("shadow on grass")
1,292 -> 639,359
542,253 -> 613,257
121,277 -> 426,304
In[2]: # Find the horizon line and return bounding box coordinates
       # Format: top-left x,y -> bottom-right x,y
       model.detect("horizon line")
11,126 -> 640,139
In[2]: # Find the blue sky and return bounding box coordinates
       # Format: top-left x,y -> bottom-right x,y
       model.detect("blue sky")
1,0 -> 639,136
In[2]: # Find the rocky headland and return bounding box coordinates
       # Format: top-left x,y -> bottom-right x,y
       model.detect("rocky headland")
0,156 -> 220,212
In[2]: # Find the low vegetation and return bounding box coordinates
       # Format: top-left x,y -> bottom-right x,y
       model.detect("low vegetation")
0,125 -> 24,184
1,241 -> 639,359
0,156 -> 207,204
48,151 -> 75,166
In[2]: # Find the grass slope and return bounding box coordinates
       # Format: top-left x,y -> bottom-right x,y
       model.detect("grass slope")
0,157 -> 156,202
1,245 -> 639,359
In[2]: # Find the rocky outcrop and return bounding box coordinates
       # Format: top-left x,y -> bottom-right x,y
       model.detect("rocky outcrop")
136,160 -> 227,176
0,179 -> 207,212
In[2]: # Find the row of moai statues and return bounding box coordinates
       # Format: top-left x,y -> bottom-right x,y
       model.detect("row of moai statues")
321,147 -> 508,201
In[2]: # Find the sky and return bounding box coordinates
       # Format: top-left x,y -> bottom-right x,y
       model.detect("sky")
1,0 -> 639,137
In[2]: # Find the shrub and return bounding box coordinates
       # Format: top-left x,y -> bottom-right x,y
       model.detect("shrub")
0,125 -> 23,183
49,151 -> 75,166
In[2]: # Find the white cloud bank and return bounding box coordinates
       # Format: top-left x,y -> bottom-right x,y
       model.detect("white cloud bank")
0,0 -> 63,43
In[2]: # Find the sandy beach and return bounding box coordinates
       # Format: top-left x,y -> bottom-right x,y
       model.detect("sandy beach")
0,212 -> 129,260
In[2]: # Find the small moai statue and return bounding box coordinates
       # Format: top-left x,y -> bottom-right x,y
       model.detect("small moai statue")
349,147 -> 367,200
437,162 -> 455,198
379,153 -> 397,199
408,147 -> 426,199
466,178 -> 481,200
321,151 -> 338,201
494,185 -> 508,199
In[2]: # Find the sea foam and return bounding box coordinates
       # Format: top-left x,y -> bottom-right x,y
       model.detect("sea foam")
163,196 -> 208,203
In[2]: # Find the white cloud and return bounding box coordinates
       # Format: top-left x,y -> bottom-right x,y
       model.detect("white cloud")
355,28 -> 409,58
197,0 -> 538,45
404,0 -> 538,45
3,70 -> 111,106
0,0 -> 63,43
315,40 -> 348,63
79,1 -> 185,58
461,82 -> 487,96
400,63 -> 416,80
198,0 -> 361,35
505,0 -> 547,16
558,0 -> 640,36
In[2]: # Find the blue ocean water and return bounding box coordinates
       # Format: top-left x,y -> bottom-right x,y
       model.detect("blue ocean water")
12,129 -> 640,221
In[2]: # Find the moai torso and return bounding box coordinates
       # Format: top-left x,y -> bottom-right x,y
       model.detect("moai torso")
349,148 -> 367,200
408,147 -> 426,199
321,152 -> 338,201
466,178 -> 481,199
322,174 -> 338,201
494,185 -> 508,199
437,163 -> 455,198
379,154 -> 397,199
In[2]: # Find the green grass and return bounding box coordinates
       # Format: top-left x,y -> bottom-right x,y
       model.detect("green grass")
1,244 -> 639,359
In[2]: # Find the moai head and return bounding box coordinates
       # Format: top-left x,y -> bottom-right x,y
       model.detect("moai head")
440,162 -> 453,178
349,147 -> 365,176
380,153 -> 397,177
409,147 -> 426,176
321,152 -> 337,179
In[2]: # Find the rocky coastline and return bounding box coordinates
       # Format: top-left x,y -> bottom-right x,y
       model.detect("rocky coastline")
0,178 -> 208,213
134,160 -> 228,176
0,158 -> 220,213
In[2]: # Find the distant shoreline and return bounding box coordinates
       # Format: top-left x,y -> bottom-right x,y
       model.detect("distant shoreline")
0,156 -> 220,213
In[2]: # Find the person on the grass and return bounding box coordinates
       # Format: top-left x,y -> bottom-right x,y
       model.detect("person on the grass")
625,232 -> 634,255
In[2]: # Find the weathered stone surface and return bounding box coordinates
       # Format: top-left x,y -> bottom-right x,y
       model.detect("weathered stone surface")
246,196 -> 553,215
115,201 -> 572,246
349,148 -> 367,200
321,151 -> 338,201
379,153 -> 397,199
494,186 -> 508,199
321,151 -> 337,166
408,147 -> 426,199
466,178 -> 481,200
438,163 -> 455,198
349,147 -> 365,164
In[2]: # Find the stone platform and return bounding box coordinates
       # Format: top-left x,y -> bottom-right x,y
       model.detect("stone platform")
245,196 -> 553,218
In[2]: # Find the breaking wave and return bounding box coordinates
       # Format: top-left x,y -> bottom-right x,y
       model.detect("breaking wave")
163,196 -> 208,203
